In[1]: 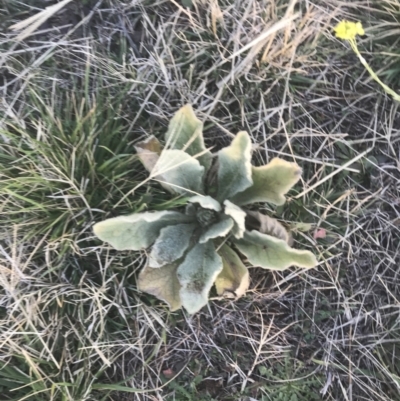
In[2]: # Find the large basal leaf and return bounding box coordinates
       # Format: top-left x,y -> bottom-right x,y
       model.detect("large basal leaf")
199,217 -> 234,244
93,211 -> 192,250
231,158 -> 301,206
234,230 -> 317,270
188,195 -> 221,212
152,149 -> 205,195
177,241 -> 223,314
165,104 -> 212,171
134,135 -> 162,174
215,243 -> 249,298
223,200 -> 246,239
138,262 -> 182,311
245,211 -> 289,242
216,131 -> 253,202
149,223 -> 197,267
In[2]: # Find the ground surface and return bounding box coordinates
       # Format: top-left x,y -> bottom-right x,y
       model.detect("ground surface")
0,1 -> 399,400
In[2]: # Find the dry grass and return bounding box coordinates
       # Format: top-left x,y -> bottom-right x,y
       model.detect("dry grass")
0,0 -> 399,400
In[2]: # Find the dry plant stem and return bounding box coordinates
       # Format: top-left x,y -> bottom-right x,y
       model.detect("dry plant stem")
9,0 -> 74,42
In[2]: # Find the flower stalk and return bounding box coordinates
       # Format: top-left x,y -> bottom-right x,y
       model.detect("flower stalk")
334,20 -> 400,102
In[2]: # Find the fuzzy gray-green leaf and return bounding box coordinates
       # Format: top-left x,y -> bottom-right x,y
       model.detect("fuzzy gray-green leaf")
149,223 -> 197,267
223,200 -> 246,239
188,195 -> 221,212
138,261 -> 182,311
177,241 -> 223,314
234,230 -> 317,270
216,131 -> 253,202
93,211 -> 192,251
199,217 -> 234,244
231,158 -> 302,206
165,104 -> 212,171
152,149 -> 205,195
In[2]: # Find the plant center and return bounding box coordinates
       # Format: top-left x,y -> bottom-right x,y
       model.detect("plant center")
196,208 -> 218,228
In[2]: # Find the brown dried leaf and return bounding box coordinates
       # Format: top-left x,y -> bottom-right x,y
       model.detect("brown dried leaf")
245,211 -> 289,243
134,136 -> 162,174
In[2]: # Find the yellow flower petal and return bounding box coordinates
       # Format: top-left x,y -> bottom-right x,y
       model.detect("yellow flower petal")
355,22 -> 365,36
334,20 -> 364,40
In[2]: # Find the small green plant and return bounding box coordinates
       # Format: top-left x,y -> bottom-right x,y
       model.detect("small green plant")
93,105 -> 317,314
334,20 -> 400,101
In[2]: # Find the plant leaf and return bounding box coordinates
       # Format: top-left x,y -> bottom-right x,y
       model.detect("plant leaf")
177,241 -> 223,314
188,195 -> 221,212
149,223 -> 197,267
165,104 -> 212,171
134,136 -> 162,173
216,131 -> 253,202
245,211 -> 289,242
92,384 -> 141,393
138,262 -> 182,311
234,230 -> 317,270
152,149 -> 205,195
93,211 -> 192,250
290,222 -> 314,232
231,158 -> 302,206
199,217 -> 234,244
185,203 -> 196,216
223,200 -> 246,239
215,243 -> 249,298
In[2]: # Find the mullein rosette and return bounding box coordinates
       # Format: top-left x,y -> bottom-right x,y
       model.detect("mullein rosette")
93,105 -> 317,314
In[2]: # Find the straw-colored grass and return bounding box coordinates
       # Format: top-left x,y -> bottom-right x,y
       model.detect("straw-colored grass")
1,0 -> 399,400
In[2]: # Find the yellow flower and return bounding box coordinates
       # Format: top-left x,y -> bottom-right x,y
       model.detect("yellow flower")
334,21 -> 364,40
333,20 -> 400,101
